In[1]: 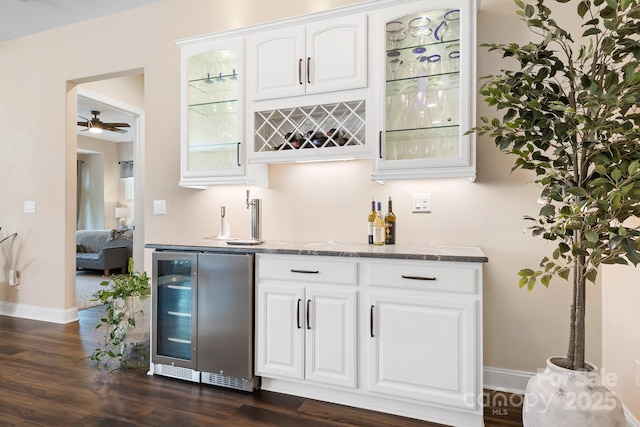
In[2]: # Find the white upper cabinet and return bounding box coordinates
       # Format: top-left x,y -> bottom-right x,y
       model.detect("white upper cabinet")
371,0 -> 477,181
248,15 -> 368,101
177,0 -> 476,184
177,37 -> 268,188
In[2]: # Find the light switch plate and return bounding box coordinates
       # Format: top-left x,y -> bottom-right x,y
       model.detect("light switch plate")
153,199 -> 167,215
412,193 -> 431,213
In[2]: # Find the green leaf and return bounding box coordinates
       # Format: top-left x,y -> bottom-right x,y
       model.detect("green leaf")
629,160 -> 639,175
577,0 -> 590,17
540,204 -> 556,217
611,168 -> 622,182
585,230 -> 599,243
525,4 -> 534,17
567,186 -> 588,197
582,27 -> 601,37
519,268 -> 535,276
518,277 -> 528,288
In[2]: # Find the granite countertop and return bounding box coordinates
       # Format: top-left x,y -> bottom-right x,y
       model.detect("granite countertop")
145,239 -> 488,263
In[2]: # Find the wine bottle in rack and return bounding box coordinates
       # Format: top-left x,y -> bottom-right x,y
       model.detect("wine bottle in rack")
373,202 -> 386,246
385,196 -> 396,245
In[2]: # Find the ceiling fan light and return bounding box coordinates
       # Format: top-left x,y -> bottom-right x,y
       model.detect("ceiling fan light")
89,123 -> 103,134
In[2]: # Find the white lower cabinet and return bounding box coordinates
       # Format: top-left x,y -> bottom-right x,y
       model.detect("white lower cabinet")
368,291 -> 476,409
256,255 -> 358,389
256,254 -> 483,427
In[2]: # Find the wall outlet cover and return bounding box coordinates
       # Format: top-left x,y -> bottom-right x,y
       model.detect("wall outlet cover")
24,200 -> 36,214
412,193 -> 431,213
153,200 -> 167,215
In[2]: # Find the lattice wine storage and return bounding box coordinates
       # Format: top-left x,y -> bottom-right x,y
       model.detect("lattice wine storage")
254,100 -> 366,153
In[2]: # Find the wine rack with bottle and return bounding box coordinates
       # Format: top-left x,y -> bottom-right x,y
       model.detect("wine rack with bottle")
253,100 -> 366,157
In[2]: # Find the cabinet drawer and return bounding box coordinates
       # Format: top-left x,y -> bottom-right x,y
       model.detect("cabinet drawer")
366,260 -> 479,294
258,255 -> 358,285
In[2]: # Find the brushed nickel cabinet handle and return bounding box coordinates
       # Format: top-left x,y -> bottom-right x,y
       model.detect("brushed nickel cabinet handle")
236,142 -> 241,166
307,57 -> 311,84
306,299 -> 311,330
379,131 -> 383,159
296,298 -> 302,329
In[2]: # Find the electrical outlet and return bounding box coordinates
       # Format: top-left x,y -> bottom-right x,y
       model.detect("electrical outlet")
412,193 -> 431,213
9,270 -> 19,286
636,360 -> 640,390
24,200 -> 36,214
153,200 -> 167,215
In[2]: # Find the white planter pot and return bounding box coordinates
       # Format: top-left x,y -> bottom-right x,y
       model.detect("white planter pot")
523,357 -> 626,427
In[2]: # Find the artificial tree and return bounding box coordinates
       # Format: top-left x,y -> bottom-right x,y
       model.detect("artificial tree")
474,0 -> 640,370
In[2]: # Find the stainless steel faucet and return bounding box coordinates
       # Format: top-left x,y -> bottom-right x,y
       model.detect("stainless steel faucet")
246,189 -> 262,243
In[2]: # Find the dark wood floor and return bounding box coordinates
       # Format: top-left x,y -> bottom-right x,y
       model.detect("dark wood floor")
0,307 -> 523,426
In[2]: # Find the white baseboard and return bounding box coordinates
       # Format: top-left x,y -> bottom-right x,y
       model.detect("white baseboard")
0,301 -> 78,324
484,366 -> 640,427
484,366 -> 533,394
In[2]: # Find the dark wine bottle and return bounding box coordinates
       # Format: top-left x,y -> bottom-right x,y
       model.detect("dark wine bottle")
385,196 -> 396,244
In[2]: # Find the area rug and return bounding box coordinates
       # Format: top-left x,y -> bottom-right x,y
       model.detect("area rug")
76,271 -> 109,310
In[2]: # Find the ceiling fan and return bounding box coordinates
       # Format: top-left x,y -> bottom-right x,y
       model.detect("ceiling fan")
77,110 -> 130,134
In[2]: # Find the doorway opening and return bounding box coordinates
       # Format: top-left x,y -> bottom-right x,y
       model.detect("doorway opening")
69,71 -> 145,312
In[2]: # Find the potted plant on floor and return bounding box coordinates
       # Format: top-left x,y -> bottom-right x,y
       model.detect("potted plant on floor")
90,258 -> 151,370
473,0 -> 640,424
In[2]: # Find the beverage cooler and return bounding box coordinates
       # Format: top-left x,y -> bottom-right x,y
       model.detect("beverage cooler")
151,251 -> 259,391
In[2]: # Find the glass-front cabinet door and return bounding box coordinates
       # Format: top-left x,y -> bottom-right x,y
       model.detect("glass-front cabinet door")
179,38 -> 269,187
372,0 -> 476,181
152,252 -> 197,370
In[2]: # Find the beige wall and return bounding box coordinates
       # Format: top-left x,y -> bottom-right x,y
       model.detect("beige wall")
2,0 -> 632,410
603,215 -> 640,418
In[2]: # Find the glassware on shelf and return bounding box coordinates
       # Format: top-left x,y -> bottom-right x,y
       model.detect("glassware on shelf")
424,78 -> 447,127
426,54 -> 441,76
438,9 -> 460,42
414,89 -> 428,128
386,21 -> 406,51
408,16 -> 432,43
447,49 -> 460,73
387,51 -> 404,80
